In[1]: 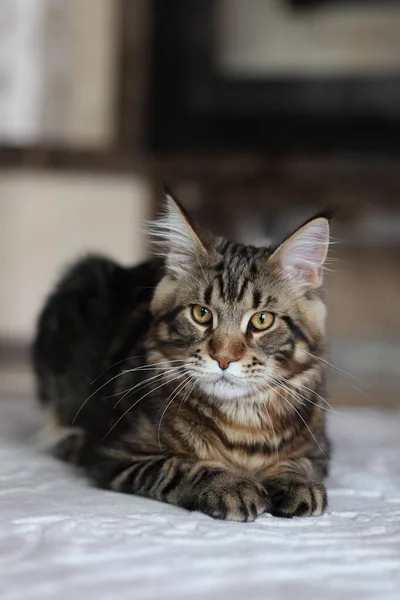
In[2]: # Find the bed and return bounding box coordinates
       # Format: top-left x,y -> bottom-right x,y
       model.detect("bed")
0,399 -> 399,600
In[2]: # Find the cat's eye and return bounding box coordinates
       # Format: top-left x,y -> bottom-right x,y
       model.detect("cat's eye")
191,305 -> 212,325
249,311 -> 274,332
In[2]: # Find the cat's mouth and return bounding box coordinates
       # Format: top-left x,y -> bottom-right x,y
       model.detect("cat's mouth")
198,374 -> 250,400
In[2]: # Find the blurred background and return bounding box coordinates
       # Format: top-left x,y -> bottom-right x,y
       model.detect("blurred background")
1,0 -> 400,410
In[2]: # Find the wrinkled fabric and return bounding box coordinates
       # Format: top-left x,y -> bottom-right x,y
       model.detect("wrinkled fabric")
0,400 -> 399,600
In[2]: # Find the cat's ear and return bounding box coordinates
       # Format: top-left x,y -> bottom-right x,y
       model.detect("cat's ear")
270,213 -> 331,291
150,187 -> 211,275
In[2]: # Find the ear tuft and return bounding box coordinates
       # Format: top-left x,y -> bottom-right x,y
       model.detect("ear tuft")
148,191 -> 209,276
162,182 -> 175,198
272,216 -> 330,290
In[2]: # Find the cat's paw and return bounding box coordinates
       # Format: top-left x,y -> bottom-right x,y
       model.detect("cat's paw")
266,477 -> 327,518
195,471 -> 270,522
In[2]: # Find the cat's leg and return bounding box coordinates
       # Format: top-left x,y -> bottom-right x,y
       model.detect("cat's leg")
33,409 -> 87,466
51,429 -> 87,465
88,450 -> 270,522
261,458 -> 328,518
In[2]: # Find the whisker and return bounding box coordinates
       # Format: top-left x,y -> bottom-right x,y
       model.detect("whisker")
112,366 -> 186,407
275,380 -> 306,407
178,378 -> 197,412
273,388 -> 327,459
324,257 -> 343,263
157,376 -> 195,452
279,381 -> 335,414
250,381 -> 281,470
102,372 -> 186,440
73,361 -> 185,425
121,360 -> 186,375
289,380 -> 337,413
157,374 -> 193,420
305,351 -> 374,389
252,372 -> 336,415
90,358 -> 185,386
90,355 -> 146,385
72,371 -> 125,425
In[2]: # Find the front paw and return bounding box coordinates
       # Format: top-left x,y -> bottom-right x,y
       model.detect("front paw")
266,478 -> 327,518
195,471 -> 271,522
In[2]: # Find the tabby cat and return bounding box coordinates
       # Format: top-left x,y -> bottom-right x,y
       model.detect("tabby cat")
33,193 -> 332,521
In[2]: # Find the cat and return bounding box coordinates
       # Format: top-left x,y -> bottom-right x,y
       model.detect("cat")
33,191 -> 332,522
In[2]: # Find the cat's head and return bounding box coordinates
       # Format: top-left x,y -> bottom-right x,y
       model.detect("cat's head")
148,192 -> 332,404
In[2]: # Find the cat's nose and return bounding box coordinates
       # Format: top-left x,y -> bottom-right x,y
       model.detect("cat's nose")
215,357 -> 231,371
208,347 -> 234,370
208,337 -> 245,370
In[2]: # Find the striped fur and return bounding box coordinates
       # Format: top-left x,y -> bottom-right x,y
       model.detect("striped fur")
33,195 -> 333,521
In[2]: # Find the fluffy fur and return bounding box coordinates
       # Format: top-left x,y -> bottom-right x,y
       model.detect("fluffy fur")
33,193 -> 333,521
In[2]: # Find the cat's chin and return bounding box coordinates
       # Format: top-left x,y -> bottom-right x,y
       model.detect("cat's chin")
199,379 -> 251,401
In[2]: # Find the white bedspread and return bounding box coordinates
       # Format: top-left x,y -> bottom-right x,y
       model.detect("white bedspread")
0,400 -> 399,600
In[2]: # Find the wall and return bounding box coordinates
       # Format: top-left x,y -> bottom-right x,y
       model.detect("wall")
0,171 -> 151,341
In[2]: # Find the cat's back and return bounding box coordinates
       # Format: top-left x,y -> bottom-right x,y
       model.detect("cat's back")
32,255 -> 161,428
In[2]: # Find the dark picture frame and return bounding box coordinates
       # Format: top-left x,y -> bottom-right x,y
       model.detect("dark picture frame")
0,0 -> 151,173
150,0 -> 400,156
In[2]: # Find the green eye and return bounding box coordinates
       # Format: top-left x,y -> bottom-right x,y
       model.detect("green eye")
249,311 -> 274,331
191,305 -> 212,325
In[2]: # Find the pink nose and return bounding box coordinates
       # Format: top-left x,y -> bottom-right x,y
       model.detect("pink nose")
208,337 -> 246,371
216,357 -> 231,371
